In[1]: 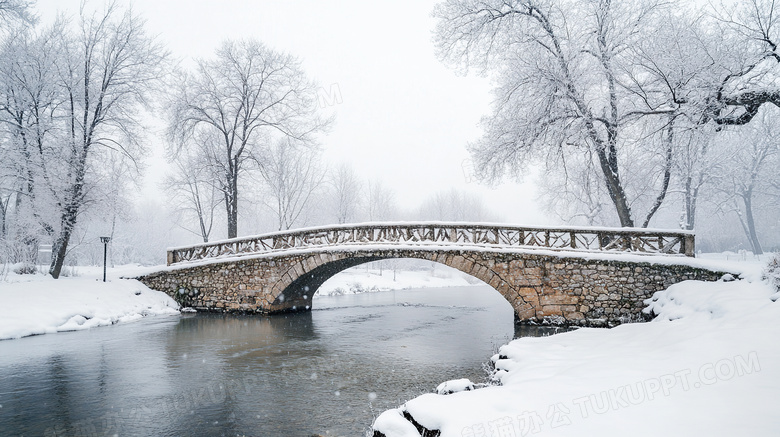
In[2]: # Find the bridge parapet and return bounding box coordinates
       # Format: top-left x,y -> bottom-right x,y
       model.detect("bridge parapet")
166,222 -> 695,265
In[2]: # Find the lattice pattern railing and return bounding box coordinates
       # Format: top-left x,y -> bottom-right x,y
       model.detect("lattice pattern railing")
166,222 -> 695,265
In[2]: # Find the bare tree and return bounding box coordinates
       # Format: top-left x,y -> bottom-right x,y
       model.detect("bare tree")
713,108 -> 780,254
435,0 -> 780,229
538,149 -> 610,226
328,163 -> 362,224
167,39 -> 330,239
165,140 -> 223,242
0,20 -> 63,263
256,137 -> 325,230
434,0 -> 679,227
418,188 -> 496,222
365,179 -> 398,221
668,127 -> 724,231
45,3 -> 166,278
697,0 -> 780,126
0,0 -> 35,27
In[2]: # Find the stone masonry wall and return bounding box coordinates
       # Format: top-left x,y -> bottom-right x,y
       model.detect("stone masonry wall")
137,249 -> 729,326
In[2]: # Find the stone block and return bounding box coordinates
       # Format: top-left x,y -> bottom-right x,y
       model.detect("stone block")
472,264 -> 488,279
488,274 -> 503,289
523,267 -> 542,277
517,287 -> 539,303
538,305 -> 562,316
303,256 -> 319,272
539,295 -> 579,305
515,306 -> 536,320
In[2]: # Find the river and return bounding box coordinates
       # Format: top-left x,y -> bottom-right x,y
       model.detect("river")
0,285 -> 565,436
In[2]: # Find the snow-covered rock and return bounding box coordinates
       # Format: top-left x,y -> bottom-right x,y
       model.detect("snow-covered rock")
436,378 -> 475,395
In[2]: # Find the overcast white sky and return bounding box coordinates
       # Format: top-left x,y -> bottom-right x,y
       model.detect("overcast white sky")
34,0 -> 548,225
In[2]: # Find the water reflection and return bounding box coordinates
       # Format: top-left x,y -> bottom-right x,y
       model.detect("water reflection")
0,285 -> 568,436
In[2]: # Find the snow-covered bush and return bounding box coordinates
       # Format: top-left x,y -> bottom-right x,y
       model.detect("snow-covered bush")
58,266 -> 79,277
348,282 -> 379,294
763,253 -> 780,292
13,262 -> 36,275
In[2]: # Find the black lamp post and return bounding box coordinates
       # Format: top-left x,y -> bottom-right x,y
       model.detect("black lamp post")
100,236 -> 111,282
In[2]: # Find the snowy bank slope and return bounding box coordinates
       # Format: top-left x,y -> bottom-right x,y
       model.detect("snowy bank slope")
373,279 -> 780,436
0,277 -> 179,340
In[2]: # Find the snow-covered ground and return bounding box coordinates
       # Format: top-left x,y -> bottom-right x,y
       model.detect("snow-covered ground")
0,264 -> 180,340
373,254 -> 780,437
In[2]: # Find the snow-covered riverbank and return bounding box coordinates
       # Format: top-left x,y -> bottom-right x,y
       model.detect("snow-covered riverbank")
0,262 -> 476,340
0,266 -> 180,340
373,260 -> 780,436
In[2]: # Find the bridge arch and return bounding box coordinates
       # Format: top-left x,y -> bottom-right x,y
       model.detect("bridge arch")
267,250 -> 536,319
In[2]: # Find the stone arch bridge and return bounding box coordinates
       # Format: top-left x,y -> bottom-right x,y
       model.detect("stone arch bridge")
137,222 -> 727,325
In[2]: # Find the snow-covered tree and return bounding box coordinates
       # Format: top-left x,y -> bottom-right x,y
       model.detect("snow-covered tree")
256,137 -> 325,231
327,163 -> 362,225
164,128 -> 225,243
711,108 -> 780,254
42,3 -> 166,278
0,3 -> 166,277
417,188 -> 497,222
696,0 -> 780,126
0,0 -> 35,28
434,0 -> 780,229
166,39 -> 330,239
0,21 -> 61,264
365,180 -> 398,221
434,0 -> 680,227
538,149 -> 610,226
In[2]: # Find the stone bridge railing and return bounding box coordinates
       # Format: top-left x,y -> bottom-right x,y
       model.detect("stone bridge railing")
167,222 -> 695,265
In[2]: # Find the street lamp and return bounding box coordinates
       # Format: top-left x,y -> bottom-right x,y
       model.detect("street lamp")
100,237 -> 111,282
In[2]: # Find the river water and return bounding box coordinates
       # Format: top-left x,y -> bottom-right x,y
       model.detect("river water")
0,285 -> 565,436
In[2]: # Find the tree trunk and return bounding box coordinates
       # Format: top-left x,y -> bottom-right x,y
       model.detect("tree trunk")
741,192 -> 763,255
593,2 -> 633,228
225,172 -> 239,239
683,176 -> 695,230
193,184 -> 209,243
49,202 -> 78,279
198,212 -> 209,243
49,149 -> 87,279
643,119 -> 674,228
0,194 -> 8,239
594,146 -> 634,227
